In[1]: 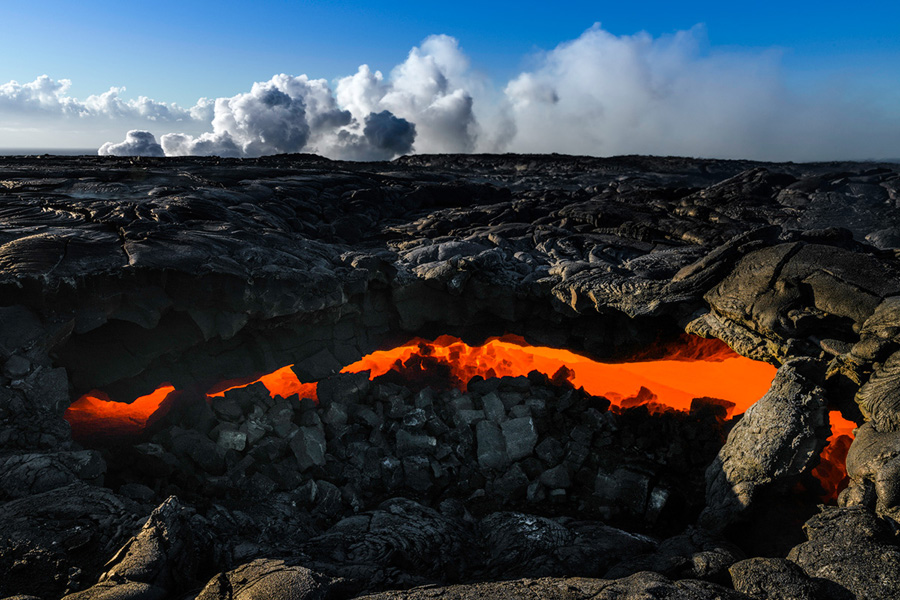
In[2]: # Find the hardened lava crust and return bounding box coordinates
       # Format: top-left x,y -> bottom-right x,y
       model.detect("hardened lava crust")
1,153 -> 899,599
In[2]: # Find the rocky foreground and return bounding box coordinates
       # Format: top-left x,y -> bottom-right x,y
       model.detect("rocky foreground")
1,153 -> 900,598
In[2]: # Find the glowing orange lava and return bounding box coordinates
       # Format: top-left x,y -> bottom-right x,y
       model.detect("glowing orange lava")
64,384 -> 178,442
196,334 -> 773,417
64,335 -> 776,441
341,334 -> 775,416
812,410 -> 857,502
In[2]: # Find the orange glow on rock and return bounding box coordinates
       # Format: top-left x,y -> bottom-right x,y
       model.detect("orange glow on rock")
64,384 -> 178,442
207,365 -> 318,401
812,410 -> 857,502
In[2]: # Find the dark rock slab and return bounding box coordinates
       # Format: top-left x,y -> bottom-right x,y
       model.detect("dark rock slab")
352,572 -> 752,600
0,483 -> 146,599
606,527 -> 743,584
301,498 -> 476,582
0,449 -> 105,499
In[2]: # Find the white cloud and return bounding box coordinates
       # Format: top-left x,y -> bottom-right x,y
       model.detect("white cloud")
160,131 -> 242,158
0,75 -> 210,148
4,26 -> 900,160
0,76 -> 82,115
98,130 -> 164,157
502,25 -> 779,157
0,75 -> 198,122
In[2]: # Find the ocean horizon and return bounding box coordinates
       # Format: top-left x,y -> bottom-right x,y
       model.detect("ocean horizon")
0,148 -> 97,156
0,149 -> 898,164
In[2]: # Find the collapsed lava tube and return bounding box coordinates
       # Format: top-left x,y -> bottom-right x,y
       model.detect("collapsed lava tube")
64,333 -> 774,436
64,333 -> 852,502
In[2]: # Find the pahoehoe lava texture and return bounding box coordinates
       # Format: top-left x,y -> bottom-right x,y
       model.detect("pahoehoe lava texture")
1,153 -> 900,598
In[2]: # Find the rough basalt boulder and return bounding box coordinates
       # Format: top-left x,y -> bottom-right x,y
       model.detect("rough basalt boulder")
855,349 -> 900,431
701,359 -> 827,530
786,506 -> 900,599
729,557 -> 835,600
63,496 -> 212,600
194,559 -> 337,600
850,296 -> 900,364
844,422 -> 900,520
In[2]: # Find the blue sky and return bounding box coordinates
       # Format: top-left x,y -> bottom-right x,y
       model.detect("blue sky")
1,1 -> 899,159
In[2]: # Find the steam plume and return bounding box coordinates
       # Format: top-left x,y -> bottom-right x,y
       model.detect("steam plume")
2,25 -> 898,161
98,130 -> 164,157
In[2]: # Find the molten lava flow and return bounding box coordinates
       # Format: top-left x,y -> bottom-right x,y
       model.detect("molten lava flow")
64,334 -> 777,443
341,334 -> 775,416
64,385 -> 178,443
812,410 -> 857,502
